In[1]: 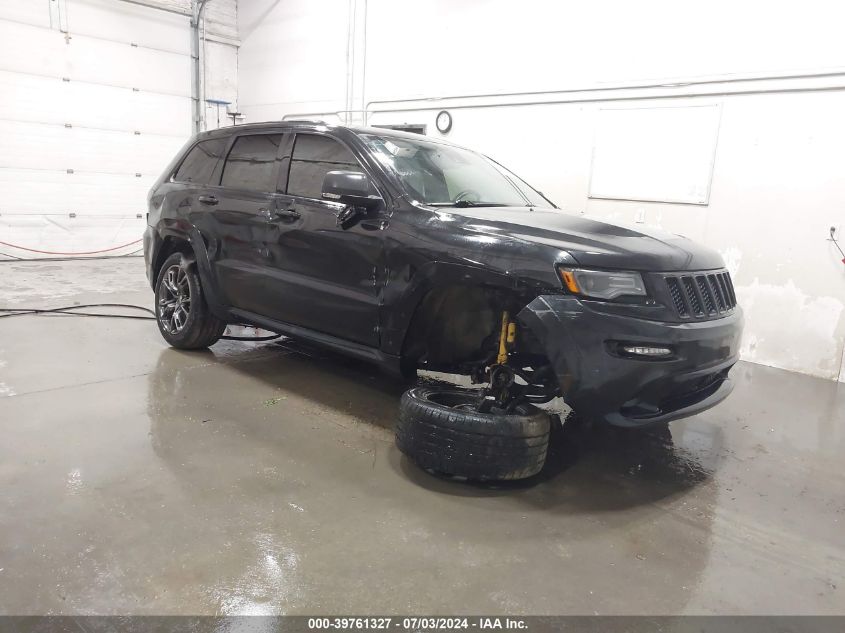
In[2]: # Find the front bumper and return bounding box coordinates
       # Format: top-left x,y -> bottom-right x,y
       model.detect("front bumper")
517,295 -> 743,427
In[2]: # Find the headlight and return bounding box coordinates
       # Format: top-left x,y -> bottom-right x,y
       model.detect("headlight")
557,267 -> 647,300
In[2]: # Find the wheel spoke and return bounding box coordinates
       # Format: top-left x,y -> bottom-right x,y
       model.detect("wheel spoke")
158,264 -> 192,334
165,269 -> 179,296
158,295 -> 176,315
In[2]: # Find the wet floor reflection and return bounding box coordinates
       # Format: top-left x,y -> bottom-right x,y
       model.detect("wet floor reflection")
147,340 -> 723,505
142,342 -> 727,613
4,260 -> 842,614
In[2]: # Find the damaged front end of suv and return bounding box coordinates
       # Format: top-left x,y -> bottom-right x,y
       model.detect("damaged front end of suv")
516,266 -> 742,428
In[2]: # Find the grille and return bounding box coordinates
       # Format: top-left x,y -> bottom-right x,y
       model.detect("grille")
665,270 -> 737,318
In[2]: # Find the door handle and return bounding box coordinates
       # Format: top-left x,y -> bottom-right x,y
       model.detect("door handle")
198,195 -> 218,206
273,208 -> 301,220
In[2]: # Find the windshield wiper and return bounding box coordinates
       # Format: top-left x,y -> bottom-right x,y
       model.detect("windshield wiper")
428,200 -> 512,208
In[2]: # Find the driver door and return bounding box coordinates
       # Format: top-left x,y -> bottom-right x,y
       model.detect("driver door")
262,131 -> 388,347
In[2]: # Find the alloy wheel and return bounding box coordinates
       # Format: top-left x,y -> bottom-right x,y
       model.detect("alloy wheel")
158,264 -> 191,335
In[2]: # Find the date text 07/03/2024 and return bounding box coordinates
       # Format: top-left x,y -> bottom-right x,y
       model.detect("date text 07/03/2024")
306,618 -> 528,630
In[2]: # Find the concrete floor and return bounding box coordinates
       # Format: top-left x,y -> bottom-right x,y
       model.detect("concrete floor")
0,258 -> 843,616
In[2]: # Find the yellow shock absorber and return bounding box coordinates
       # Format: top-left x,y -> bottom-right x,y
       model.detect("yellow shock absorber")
497,311 -> 517,365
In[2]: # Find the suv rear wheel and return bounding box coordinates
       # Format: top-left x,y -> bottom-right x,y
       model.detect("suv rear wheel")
154,253 -> 226,349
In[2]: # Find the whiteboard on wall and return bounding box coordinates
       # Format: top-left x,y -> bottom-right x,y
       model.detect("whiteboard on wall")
588,104 -> 722,205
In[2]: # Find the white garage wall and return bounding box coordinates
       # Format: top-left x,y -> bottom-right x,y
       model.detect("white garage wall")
237,0 -> 351,124
238,0 -> 845,381
0,0 -> 238,259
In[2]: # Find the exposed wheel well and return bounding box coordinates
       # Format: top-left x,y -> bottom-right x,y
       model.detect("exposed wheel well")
152,236 -> 194,284
400,284 -> 543,373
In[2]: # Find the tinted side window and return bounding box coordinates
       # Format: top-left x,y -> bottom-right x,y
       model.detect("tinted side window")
173,138 -> 225,184
220,134 -> 283,192
287,134 -> 360,199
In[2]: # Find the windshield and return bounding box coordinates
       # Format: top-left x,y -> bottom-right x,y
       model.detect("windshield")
360,134 -> 554,208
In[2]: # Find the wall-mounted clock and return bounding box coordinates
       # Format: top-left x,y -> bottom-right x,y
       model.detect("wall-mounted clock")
435,110 -> 452,134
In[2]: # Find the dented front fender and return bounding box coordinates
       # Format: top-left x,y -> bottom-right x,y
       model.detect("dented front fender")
517,294 -> 743,427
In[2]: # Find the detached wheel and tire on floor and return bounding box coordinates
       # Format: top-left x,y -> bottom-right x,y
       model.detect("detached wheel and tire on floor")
396,386 -> 552,481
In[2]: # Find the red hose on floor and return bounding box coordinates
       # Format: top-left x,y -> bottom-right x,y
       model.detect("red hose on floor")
0,238 -> 142,256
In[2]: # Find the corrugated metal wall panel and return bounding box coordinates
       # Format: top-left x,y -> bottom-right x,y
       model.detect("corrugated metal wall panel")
64,0 -> 191,53
0,122 -> 186,175
88,0 -> 240,41
0,0 -> 236,258
0,21 -> 191,96
0,0 -> 52,27
122,0 -> 192,13
0,215 -> 144,256
0,71 -> 191,136
204,0 -> 239,41
0,169 -> 154,216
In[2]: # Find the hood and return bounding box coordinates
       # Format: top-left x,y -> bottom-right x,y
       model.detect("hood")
449,207 -> 724,272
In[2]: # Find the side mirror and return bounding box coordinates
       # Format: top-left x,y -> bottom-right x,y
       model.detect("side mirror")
321,171 -> 381,208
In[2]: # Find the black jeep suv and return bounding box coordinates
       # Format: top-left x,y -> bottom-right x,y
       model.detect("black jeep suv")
144,121 -> 743,479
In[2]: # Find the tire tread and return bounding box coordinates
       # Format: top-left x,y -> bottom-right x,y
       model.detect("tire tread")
396,387 -> 551,481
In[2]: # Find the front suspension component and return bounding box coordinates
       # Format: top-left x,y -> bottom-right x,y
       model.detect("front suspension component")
477,313 -> 521,412
496,311 -> 517,365
477,311 -> 560,412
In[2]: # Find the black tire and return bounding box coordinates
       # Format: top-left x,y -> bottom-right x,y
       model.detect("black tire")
396,387 -> 551,481
154,253 -> 226,350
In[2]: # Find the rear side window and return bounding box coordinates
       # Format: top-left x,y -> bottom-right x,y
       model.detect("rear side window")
287,134 -> 360,199
220,134 -> 283,192
173,138 -> 225,184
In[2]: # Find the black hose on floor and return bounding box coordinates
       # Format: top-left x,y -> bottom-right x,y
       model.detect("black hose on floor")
0,303 -> 157,320
0,303 -> 282,342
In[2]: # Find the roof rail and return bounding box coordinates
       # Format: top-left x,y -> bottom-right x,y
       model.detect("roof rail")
284,119 -> 329,125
